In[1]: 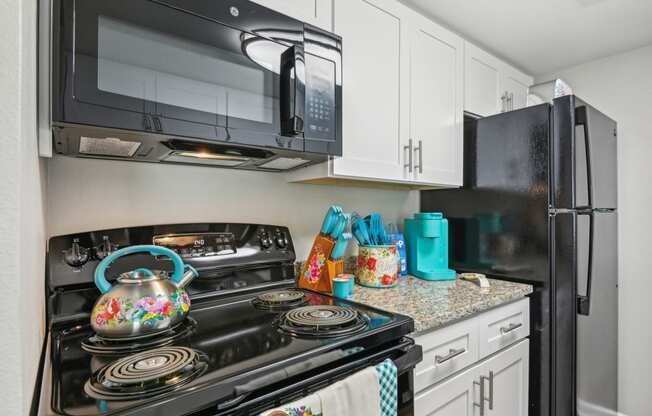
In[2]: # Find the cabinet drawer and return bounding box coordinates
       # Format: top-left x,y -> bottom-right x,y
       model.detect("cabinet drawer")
415,318 -> 479,392
479,298 -> 530,358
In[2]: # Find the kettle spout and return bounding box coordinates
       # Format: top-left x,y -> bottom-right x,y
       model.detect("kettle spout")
176,265 -> 199,289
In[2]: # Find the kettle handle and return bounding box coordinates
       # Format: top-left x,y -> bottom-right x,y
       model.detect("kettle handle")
94,245 -> 186,294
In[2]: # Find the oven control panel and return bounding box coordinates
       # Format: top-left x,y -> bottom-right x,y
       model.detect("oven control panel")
153,233 -> 236,258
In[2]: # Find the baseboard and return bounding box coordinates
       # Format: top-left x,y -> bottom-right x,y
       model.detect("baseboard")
577,399 -> 626,416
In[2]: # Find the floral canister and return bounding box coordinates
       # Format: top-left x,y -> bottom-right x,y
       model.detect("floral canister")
356,245 -> 399,288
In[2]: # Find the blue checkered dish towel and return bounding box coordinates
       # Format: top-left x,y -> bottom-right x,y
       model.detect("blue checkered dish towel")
375,359 -> 398,416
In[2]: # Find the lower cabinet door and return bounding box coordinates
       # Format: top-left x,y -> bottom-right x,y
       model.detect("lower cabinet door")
478,339 -> 530,416
415,339 -> 530,416
414,365 -> 477,416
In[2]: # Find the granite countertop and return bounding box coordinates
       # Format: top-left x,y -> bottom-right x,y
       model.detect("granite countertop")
349,276 -> 533,334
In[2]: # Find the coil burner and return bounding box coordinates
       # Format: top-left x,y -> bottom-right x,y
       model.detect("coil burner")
85,346 -> 207,400
81,318 -> 197,356
278,305 -> 368,338
252,289 -> 308,311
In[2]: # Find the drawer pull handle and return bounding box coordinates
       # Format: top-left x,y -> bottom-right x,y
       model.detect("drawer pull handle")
500,322 -> 523,335
435,347 -> 466,364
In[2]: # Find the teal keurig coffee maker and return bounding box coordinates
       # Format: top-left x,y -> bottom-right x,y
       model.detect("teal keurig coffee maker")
404,213 -> 456,280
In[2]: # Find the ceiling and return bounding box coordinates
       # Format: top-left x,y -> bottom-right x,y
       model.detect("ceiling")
400,0 -> 652,76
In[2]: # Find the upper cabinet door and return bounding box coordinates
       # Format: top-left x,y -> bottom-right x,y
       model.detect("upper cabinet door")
249,0 -> 333,31
408,13 -> 463,186
463,41 -> 533,116
464,42 -> 501,117
500,67 -> 531,111
331,0 -> 410,181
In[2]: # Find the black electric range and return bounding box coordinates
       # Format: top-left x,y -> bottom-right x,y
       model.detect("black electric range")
35,223 -> 420,416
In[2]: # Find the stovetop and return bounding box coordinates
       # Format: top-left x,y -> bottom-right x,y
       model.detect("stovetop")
47,289 -> 413,416
40,223 -> 414,416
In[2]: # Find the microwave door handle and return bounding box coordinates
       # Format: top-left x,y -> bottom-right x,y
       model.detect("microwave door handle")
280,45 -> 306,136
575,106 -> 594,209
577,210 -> 594,316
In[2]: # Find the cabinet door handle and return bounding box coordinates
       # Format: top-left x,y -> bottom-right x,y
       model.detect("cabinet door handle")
414,140 -> 423,174
473,376 -> 486,416
474,371 -> 494,415
500,93 -> 506,112
500,322 -> 523,334
435,347 -> 466,364
487,371 -> 494,410
404,139 -> 413,173
509,92 -> 514,110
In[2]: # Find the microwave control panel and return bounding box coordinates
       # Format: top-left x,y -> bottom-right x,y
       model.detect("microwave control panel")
305,53 -> 336,141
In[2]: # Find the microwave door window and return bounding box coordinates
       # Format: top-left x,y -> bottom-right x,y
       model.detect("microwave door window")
70,0 -> 293,145
97,16 -> 279,132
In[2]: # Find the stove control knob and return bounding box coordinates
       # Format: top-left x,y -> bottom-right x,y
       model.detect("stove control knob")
258,229 -> 273,250
275,230 -> 288,249
94,236 -> 117,260
260,236 -> 273,250
64,238 -> 89,267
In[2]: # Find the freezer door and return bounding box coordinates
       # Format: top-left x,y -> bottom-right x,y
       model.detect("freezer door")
552,96 -> 618,210
576,211 -> 618,415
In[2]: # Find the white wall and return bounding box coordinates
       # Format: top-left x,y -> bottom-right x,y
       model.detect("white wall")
538,44 -> 652,416
0,0 -> 47,414
47,157 -> 419,260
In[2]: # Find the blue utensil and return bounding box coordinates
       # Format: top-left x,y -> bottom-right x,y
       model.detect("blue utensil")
365,213 -> 386,245
331,232 -> 352,260
329,213 -> 348,240
364,216 -> 376,245
352,215 -> 371,245
377,216 -> 389,245
320,205 -> 342,236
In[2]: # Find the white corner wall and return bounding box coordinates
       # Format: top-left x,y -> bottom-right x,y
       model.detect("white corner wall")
46,157 -> 419,260
0,0 -> 47,414
538,44 -> 652,416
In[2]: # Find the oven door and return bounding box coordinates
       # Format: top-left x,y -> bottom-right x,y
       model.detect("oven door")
54,0 -> 307,151
209,338 -> 422,416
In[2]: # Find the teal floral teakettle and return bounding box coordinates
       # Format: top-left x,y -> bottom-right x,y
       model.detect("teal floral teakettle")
91,245 -> 198,339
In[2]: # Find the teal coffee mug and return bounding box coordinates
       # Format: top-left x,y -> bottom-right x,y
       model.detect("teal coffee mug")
332,277 -> 350,299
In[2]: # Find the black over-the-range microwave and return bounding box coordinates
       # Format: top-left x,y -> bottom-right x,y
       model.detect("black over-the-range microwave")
42,0 -> 342,171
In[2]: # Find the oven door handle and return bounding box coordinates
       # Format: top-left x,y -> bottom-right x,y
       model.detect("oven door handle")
280,44 -> 306,137
217,339 -> 421,412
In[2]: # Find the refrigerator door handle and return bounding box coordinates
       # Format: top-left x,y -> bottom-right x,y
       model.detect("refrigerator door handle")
575,106 -> 594,209
577,210 -> 594,316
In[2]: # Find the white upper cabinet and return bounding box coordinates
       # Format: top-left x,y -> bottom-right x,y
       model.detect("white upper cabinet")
287,0 -> 464,188
330,0 -> 410,182
500,66 -> 531,112
464,41 -> 533,117
408,11 -> 463,186
464,42 -> 502,117
249,0 -> 333,31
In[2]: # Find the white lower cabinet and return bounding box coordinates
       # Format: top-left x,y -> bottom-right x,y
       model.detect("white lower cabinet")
479,339 -> 529,416
416,340 -> 529,416
414,299 -> 530,416
415,365 -> 477,416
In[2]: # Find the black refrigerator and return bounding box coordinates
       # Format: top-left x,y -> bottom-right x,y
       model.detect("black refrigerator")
421,95 -> 618,416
